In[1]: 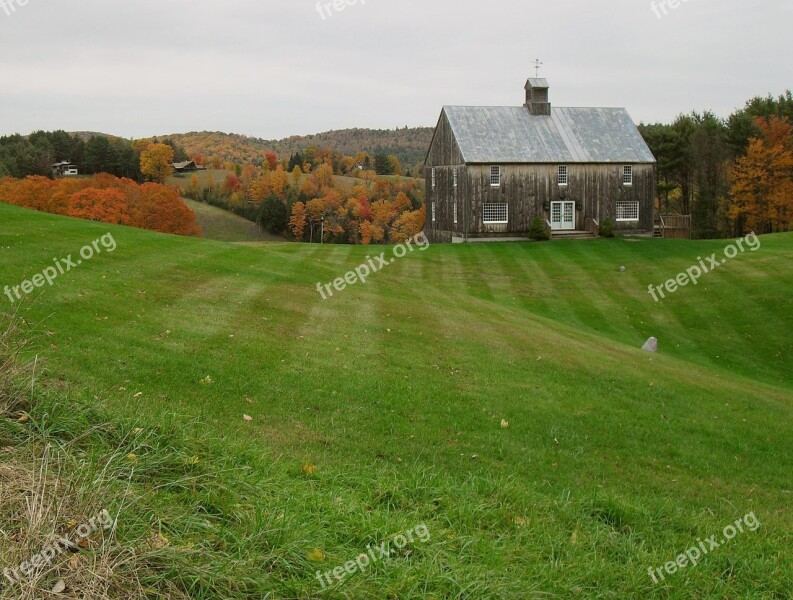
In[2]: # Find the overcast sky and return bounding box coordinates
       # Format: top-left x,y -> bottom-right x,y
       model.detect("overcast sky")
0,0 -> 790,140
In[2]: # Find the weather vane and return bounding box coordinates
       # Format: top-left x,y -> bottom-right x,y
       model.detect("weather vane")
533,59 -> 543,78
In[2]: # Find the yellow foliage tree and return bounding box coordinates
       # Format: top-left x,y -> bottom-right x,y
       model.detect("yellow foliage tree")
140,143 -> 174,183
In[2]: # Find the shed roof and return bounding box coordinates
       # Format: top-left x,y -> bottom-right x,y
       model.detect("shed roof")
442,105 -> 656,164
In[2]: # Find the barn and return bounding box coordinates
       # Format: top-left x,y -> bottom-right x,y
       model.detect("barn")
424,78 -> 657,243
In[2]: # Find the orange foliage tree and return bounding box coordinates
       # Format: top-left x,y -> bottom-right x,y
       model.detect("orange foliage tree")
729,117 -> 793,233
0,175 -> 200,237
289,202 -> 307,239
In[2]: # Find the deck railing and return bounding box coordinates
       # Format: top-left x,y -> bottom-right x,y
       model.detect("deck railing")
655,214 -> 692,239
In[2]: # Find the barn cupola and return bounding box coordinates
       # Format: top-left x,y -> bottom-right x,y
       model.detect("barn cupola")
524,78 -> 551,116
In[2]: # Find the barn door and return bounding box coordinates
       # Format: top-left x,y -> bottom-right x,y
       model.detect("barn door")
551,201 -> 576,230
562,201 -> 575,229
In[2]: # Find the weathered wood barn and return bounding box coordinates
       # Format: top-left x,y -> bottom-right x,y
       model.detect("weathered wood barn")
424,79 -> 656,242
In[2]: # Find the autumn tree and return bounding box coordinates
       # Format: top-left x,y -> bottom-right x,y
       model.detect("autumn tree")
291,165 -> 303,186
66,188 -> 130,225
729,116 -> 793,233
289,202 -> 307,240
140,143 -> 174,183
387,155 -> 403,176
360,220 -> 384,245
391,206 -> 426,243
270,166 -> 289,197
264,152 -> 278,171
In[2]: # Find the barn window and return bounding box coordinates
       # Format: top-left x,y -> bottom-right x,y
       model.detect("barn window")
453,168 -> 458,188
490,166 -> 501,187
483,203 -> 508,224
616,200 -> 639,221
558,165 -> 568,186
622,165 -> 633,186
453,201 -> 458,224
432,202 -> 436,223
431,168 -> 436,190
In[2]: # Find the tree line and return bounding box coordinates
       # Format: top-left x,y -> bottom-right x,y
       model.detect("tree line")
0,131 -> 189,181
178,162 -> 426,244
639,91 -> 793,237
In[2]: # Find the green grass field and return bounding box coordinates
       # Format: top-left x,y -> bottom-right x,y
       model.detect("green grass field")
1,202 -> 791,598
181,198 -> 285,243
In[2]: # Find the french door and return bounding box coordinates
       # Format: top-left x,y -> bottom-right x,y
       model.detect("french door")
550,201 -> 576,230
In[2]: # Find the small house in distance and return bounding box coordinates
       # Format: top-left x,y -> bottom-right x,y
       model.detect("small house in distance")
51,161 -> 78,178
424,78 -> 656,242
172,160 -> 206,174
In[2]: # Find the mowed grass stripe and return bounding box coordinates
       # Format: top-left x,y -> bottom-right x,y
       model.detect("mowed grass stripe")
2,204 -> 792,598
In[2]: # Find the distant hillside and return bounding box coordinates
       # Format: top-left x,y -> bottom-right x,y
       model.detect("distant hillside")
160,128 -> 434,171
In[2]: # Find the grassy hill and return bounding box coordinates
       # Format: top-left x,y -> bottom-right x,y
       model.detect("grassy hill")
1,203 -> 791,598
180,198 -> 285,243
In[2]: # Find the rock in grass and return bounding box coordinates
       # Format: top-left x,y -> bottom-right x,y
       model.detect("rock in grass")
642,337 -> 658,353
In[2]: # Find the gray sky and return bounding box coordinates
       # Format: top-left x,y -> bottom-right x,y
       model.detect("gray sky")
0,0 -> 790,140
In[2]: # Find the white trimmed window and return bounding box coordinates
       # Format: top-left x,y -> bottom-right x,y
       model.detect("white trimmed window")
431,168 -> 436,190
453,202 -> 458,224
431,202 -> 436,222
453,168 -> 458,188
616,200 -> 639,221
483,203 -> 508,224
490,165 -> 501,187
558,165 -> 568,186
622,165 -> 633,186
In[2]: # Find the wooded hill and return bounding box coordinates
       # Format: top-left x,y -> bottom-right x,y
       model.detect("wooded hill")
160,128 -> 434,175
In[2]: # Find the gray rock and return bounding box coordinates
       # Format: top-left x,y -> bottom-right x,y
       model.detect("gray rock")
642,337 -> 658,353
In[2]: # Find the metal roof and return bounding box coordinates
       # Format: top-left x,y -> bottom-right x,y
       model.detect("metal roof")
442,105 -> 656,164
525,78 -> 549,88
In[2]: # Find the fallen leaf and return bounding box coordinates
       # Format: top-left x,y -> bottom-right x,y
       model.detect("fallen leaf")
150,531 -> 170,549
243,414 -> 253,422
133,392 -> 143,398
307,548 -> 326,562
17,414 -> 30,424
51,579 -> 66,593
501,419 -> 510,429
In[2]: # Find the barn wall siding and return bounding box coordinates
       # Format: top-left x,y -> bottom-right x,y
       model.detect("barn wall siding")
425,162 -> 655,243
